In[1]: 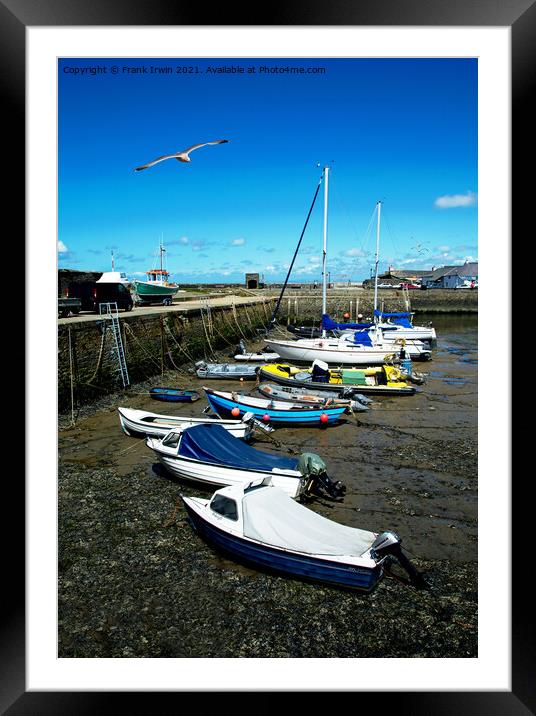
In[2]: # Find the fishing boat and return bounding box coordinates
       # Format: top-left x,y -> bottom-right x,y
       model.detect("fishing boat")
203,387 -> 348,425
117,406 -> 254,440
257,383 -> 369,412
133,239 -> 180,305
265,171 -> 433,364
149,387 -> 200,403
181,480 -> 425,591
146,423 -> 346,499
258,361 -> 417,396
195,361 -> 261,381
233,340 -> 280,362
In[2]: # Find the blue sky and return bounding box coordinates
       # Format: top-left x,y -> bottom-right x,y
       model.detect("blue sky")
58,58 -> 477,283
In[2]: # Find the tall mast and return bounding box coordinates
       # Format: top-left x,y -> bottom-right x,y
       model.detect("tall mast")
160,233 -> 164,273
373,200 -> 382,320
321,165 -> 329,338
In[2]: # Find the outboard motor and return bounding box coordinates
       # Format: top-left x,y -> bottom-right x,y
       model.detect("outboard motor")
371,531 -> 427,589
297,452 -> 346,499
311,359 -> 330,384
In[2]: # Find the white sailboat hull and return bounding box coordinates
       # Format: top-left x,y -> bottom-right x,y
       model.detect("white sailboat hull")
265,337 -> 431,365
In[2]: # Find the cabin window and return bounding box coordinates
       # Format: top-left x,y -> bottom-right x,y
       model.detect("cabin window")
162,432 -> 181,448
210,495 -> 239,521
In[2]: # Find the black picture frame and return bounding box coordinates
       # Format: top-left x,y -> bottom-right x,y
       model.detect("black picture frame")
5,0 -> 530,711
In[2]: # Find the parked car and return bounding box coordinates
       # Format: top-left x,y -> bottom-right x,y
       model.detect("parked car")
58,297 -> 81,318
400,282 -> 421,290
66,281 -> 134,312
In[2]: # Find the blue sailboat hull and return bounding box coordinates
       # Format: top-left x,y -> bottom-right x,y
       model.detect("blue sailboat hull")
182,500 -> 382,591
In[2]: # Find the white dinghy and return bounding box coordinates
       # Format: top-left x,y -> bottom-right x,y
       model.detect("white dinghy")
118,406 -> 254,440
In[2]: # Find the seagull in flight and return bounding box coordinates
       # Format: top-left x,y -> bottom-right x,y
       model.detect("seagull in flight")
134,139 -> 229,171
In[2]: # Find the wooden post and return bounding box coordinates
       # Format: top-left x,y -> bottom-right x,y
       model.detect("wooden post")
287,298 -> 291,325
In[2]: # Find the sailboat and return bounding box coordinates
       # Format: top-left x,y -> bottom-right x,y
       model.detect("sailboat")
133,239 -> 180,305
265,169 -> 432,364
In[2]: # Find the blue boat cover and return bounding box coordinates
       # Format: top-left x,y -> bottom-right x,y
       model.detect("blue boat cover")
178,423 -> 298,471
351,330 -> 373,346
374,310 -> 413,328
321,313 -> 372,331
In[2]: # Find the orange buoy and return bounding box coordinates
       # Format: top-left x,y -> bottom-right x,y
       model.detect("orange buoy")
320,413 -> 329,424
231,407 -> 240,417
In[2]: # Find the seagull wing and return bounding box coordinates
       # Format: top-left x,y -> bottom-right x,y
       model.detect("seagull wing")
134,153 -> 180,171
181,139 -> 229,157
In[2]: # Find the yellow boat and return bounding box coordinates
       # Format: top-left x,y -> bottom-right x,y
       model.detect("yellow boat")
257,362 -> 417,396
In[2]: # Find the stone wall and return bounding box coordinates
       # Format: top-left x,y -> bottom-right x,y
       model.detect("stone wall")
274,288 -> 477,323
58,300 -> 275,412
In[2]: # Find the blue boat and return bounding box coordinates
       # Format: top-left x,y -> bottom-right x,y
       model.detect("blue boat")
182,481 -> 425,591
150,387 -> 200,403
202,387 -> 347,426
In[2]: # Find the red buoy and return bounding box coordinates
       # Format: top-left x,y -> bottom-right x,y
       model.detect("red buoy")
343,312 -> 350,320
320,413 -> 329,424
262,413 -> 270,422
231,407 -> 240,417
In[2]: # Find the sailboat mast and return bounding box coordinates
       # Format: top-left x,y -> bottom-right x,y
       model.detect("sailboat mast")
321,165 -> 329,338
373,200 -> 382,319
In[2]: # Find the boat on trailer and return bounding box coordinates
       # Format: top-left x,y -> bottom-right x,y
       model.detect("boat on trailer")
118,406 -> 254,440
146,423 -> 346,499
257,382 -> 370,412
203,386 -> 349,425
182,480 -> 425,591
258,361 -> 417,396
195,361 -> 261,380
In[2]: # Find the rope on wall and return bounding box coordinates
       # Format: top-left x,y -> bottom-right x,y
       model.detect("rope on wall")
68,326 -> 76,427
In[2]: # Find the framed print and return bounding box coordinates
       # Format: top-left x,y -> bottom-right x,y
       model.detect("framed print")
3,0 -> 531,710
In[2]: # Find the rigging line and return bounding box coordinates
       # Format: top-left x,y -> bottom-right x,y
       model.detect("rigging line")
269,171 -> 324,327
347,205 -> 377,282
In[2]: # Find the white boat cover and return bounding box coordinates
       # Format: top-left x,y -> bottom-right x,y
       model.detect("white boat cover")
242,487 -> 376,556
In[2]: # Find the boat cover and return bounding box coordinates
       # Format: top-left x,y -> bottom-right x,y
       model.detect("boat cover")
374,310 -> 413,328
242,487 -> 376,556
350,331 -> 373,346
178,424 -> 298,471
321,313 -> 372,331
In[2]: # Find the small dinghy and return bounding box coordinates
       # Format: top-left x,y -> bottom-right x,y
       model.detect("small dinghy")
182,480 -> 425,591
233,339 -> 280,362
259,361 -> 417,396
118,406 -> 254,440
149,387 -> 200,403
195,361 -> 261,381
203,387 -> 348,426
257,382 -> 369,412
146,423 -> 346,499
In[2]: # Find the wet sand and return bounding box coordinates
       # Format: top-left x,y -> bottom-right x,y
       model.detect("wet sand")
58,314 -> 478,658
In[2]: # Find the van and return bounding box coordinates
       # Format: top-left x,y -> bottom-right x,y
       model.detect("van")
66,281 -> 134,312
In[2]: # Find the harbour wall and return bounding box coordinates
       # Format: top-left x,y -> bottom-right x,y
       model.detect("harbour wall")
58,299 -> 276,413
271,288 -> 478,323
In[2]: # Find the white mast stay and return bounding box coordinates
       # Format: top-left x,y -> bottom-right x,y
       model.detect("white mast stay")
373,200 -> 382,322
321,165 -> 329,338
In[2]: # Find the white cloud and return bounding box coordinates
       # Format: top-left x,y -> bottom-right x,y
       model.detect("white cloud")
434,191 -> 477,209
344,247 -> 364,257
179,236 -> 189,245
230,238 -> 245,246
58,240 -> 68,253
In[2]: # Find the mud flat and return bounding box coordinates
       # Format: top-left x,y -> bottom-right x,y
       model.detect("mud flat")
58,314 -> 477,658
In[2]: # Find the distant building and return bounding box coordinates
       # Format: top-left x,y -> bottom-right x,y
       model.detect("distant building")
421,261 -> 478,289
245,273 -> 260,289
362,267 -> 430,288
